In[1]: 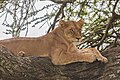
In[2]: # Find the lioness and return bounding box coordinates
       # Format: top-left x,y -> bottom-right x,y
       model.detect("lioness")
0,19 -> 108,65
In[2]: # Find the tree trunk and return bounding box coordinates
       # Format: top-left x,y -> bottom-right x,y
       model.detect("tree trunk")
0,46 -> 120,80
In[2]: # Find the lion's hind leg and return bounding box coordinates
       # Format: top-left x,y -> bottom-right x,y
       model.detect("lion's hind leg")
17,51 -> 25,57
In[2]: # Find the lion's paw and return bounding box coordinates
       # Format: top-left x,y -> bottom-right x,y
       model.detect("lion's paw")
97,56 -> 108,63
18,51 -> 25,57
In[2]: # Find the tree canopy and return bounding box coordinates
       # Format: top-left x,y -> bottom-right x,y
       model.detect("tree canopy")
0,0 -> 120,51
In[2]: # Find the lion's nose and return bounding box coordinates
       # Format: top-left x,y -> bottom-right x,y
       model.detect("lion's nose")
76,38 -> 80,40
76,37 -> 81,40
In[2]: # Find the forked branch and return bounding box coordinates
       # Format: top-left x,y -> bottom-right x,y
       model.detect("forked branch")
92,0 -> 120,47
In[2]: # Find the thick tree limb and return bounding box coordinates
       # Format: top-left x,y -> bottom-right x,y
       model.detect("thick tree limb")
0,46 -> 120,80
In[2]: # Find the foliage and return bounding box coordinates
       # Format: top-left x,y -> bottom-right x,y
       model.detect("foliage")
0,0 -> 120,51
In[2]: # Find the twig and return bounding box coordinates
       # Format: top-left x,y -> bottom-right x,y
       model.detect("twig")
50,0 -> 73,4
78,0 -> 87,17
47,3 -> 66,33
92,0 -> 120,47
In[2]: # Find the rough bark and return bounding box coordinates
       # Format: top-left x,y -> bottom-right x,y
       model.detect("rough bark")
0,46 -> 120,80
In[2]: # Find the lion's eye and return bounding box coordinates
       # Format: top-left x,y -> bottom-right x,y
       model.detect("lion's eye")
69,29 -> 75,34
70,29 -> 74,32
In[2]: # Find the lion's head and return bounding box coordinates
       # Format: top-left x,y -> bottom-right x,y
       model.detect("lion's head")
59,19 -> 84,43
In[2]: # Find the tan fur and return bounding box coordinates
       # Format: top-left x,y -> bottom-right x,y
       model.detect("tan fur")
0,19 -> 108,65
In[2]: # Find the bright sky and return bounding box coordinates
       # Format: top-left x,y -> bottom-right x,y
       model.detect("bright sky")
0,1 -> 53,40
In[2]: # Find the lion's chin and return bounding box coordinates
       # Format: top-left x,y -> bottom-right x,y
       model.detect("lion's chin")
67,38 -> 81,43
73,41 -> 81,46
70,39 -> 82,45
72,39 -> 81,42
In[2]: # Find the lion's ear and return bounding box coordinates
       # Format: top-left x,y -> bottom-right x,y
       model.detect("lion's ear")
59,20 -> 66,28
77,19 -> 84,28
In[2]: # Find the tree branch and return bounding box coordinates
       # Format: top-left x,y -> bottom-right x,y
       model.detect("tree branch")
49,0 -> 73,4
0,46 -> 120,79
47,3 -> 66,33
78,0 -> 87,17
92,0 -> 120,47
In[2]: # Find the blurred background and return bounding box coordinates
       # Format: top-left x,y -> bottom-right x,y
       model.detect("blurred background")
0,0 -> 120,51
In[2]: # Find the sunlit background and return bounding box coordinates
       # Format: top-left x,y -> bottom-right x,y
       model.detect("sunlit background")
0,1 -> 53,39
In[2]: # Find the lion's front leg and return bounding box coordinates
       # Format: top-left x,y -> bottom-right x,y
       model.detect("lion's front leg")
78,48 -> 108,63
89,48 -> 108,63
51,48 -> 108,65
51,49 -> 96,65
